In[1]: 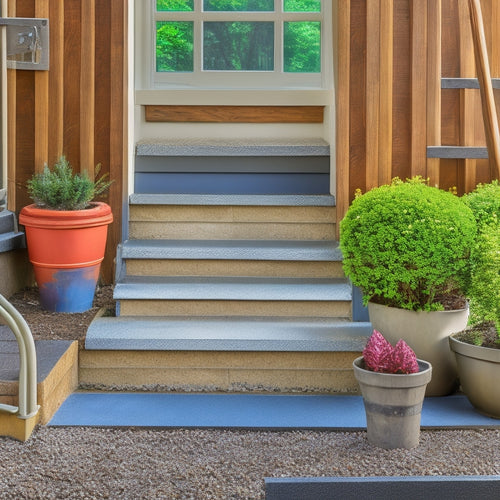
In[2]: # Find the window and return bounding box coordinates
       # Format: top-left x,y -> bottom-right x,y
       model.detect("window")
149,0 -> 328,89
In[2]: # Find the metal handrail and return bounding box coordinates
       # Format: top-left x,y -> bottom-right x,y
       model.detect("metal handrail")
0,294 -> 39,419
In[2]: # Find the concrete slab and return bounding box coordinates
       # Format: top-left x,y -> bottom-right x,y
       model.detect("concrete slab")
48,393 -> 500,429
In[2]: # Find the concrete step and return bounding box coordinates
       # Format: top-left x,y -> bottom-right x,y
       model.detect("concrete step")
85,316 -> 371,351
128,194 -> 336,241
114,276 -> 352,318
81,315 -> 371,392
118,239 -> 344,278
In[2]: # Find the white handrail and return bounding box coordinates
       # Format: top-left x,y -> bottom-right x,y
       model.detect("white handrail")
0,294 -> 39,419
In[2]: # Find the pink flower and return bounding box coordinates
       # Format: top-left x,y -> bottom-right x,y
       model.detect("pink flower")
362,330 -> 419,374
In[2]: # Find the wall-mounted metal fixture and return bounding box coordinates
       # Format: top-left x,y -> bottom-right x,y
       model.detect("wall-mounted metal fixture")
0,17 -> 49,70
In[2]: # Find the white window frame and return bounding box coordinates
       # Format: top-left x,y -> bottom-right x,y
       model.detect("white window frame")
142,0 -> 330,91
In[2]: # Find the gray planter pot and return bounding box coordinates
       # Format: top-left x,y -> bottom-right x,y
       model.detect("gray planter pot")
368,302 -> 468,396
449,335 -> 500,419
353,357 -> 432,449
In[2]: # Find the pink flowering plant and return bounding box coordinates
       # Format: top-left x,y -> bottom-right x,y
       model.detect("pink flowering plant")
362,330 -> 419,374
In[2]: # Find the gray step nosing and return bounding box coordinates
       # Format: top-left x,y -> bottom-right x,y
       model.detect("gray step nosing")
120,240 -> 343,262
129,194 -> 335,207
85,317 -> 372,352
114,277 -> 352,302
135,139 -> 330,157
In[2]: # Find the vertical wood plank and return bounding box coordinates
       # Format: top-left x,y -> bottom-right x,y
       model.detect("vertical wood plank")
34,0 -> 49,172
378,0 -> 393,185
6,0 -> 16,210
48,0 -> 64,163
410,0 -> 428,178
426,0 -> 441,187
335,1 -> 351,231
459,0 -> 478,192
468,0 -> 500,179
104,0 -> 127,282
365,0 -> 380,191
80,0 -> 95,177
63,0 -> 81,168
349,0 -> 367,195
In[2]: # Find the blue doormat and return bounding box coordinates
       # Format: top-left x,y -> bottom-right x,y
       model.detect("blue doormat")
48,393 -> 500,429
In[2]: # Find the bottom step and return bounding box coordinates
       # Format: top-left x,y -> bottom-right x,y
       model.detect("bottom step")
85,316 -> 371,351
82,316 -> 372,393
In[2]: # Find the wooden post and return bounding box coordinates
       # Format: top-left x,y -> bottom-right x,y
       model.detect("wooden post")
468,0 -> 500,179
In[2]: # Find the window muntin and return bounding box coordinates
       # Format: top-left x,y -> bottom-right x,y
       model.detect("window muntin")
151,0 -> 326,89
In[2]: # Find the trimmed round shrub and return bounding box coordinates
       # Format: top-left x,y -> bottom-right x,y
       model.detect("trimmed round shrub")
462,179 -> 499,229
340,177 -> 477,311
462,181 -> 500,330
467,223 -> 500,329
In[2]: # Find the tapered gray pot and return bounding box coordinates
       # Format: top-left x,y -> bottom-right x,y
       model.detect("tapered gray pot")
353,357 -> 432,449
368,302 -> 468,396
449,335 -> 500,419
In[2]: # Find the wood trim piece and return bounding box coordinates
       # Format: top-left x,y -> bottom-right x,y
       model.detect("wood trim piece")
48,0 -> 64,163
144,105 -> 324,123
34,0 -> 49,172
378,0 -> 393,186
365,0 -> 380,192
335,1 -> 350,238
426,0 -> 441,187
80,0 -> 96,177
410,0 -> 428,178
6,0 -> 15,210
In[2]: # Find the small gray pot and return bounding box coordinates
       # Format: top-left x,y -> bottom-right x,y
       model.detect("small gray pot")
353,357 -> 432,449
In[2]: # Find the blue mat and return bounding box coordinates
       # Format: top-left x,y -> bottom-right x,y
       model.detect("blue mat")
48,393 -> 500,429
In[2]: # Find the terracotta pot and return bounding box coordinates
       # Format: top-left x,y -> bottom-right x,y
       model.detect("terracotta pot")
368,302 -> 468,396
449,335 -> 500,419
19,202 -> 113,312
353,357 -> 432,449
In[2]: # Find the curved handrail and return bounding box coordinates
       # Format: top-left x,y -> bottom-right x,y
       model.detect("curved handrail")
0,294 -> 39,419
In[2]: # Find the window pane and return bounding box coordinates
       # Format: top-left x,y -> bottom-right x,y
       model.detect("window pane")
156,0 -> 193,11
284,22 -> 320,72
284,0 -> 320,12
204,22 -> 274,70
156,22 -> 194,72
204,0 -> 273,11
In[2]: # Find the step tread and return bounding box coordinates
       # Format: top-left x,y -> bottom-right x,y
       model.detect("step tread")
114,276 -> 352,301
121,239 -> 342,262
85,316 -> 372,351
0,231 -> 25,252
136,138 -> 330,157
129,194 -> 335,207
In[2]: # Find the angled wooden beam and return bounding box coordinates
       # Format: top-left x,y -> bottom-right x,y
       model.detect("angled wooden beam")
468,0 -> 500,179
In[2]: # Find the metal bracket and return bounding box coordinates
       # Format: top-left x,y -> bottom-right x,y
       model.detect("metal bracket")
0,17 -> 49,70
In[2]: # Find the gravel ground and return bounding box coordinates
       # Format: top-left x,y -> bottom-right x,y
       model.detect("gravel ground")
1,286 -> 499,499
0,428 -> 499,499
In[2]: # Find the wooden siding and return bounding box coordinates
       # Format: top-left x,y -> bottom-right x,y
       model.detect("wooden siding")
7,0 -> 127,282
6,0 -> 499,283
336,0 -> 499,225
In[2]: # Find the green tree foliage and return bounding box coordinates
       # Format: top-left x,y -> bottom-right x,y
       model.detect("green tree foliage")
155,0 -> 321,73
156,22 -> 193,72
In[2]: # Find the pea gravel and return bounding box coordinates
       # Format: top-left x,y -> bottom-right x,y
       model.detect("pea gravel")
0,427 -> 499,499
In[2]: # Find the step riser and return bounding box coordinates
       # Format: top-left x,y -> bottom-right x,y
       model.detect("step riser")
129,205 -> 336,223
130,222 -> 335,241
125,260 -> 345,278
79,350 -> 360,393
118,300 -> 352,318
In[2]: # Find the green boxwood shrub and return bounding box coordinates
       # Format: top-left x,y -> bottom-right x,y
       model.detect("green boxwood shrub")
27,156 -> 112,211
462,181 -> 500,331
340,177 -> 477,311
